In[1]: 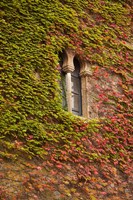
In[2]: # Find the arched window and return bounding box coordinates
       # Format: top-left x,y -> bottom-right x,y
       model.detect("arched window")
60,50 -> 83,116
60,49 -> 93,118
71,57 -> 82,116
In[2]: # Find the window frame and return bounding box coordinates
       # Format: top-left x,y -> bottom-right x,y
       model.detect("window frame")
71,58 -> 82,116
60,48 -> 93,118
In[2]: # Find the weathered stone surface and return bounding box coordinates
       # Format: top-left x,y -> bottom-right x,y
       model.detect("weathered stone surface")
0,159 -> 132,200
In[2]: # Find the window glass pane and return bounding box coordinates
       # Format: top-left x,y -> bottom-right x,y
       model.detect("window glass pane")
72,67 -> 80,77
72,93 -> 79,112
71,76 -> 80,93
71,57 -> 82,116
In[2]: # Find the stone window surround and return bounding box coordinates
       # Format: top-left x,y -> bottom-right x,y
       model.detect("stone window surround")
62,49 -> 93,118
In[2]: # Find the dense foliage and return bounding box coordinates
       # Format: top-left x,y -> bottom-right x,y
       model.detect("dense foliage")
0,0 -> 132,199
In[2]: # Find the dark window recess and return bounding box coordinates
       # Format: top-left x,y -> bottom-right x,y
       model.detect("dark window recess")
60,71 -> 67,110
59,52 -> 67,110
71,58 -> 82,116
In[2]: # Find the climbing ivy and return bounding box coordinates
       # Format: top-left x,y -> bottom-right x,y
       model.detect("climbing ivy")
0,0 -> 132,198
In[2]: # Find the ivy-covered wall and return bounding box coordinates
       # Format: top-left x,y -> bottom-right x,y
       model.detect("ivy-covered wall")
0,0 -> 132,199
